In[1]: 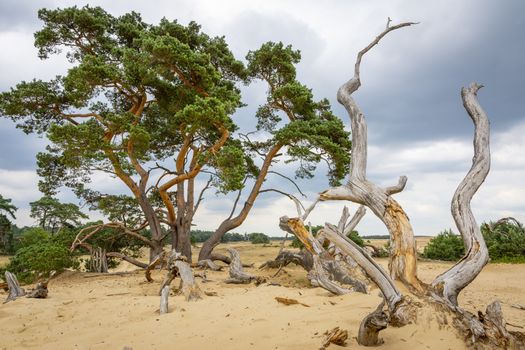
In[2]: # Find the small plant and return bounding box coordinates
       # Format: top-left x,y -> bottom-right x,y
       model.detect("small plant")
422,229 -> 464,261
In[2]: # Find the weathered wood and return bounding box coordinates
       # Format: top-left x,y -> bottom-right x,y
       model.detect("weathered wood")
224,248 -> 262,284
4,271 -> 25,303
306,21 -> 423,292
307,255 -> 351,295
279,216 -> 373,295
145,251 -> 166,282
209,252 -> 253,268
26,281 -> 49,299
194,259 -> 223,271
159,250 -> 202,314
259,250 -> 313,271
357,301 -> 389,346
90,247 -> 108,273
174,260 -> 202,301
106,252 -> 148,269
275,297 -> 309,307
159,284 -> 170,315
430,83 -> 490,308
321,327 -> 348,349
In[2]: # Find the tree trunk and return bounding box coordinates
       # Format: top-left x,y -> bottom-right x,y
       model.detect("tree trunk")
198,144 -> 283,261
136,192 -> 165,263
198,220 -> 232,262
90,247 -> 108,273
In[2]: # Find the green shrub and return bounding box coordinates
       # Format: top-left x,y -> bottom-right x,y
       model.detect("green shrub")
249,232 -> 270,244
422,229 -> 464,261
482,219 -> 525,263
347,230 -> 365,247
3,227 -> 78,283
6,242 -> 77,282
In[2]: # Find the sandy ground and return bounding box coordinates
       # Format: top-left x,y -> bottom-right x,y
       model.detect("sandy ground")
1,241 -> 524,350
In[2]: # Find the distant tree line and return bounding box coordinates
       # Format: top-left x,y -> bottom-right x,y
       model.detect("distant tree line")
190,230 -> 270,245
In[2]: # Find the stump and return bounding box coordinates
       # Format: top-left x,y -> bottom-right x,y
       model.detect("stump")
357,301 -> 389,346
159,251 -> 202,315
4,271 -> 25,303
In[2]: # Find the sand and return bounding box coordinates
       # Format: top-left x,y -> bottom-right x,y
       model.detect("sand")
1,242 -> 524,350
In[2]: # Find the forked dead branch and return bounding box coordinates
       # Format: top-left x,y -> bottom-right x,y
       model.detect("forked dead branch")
279,20 -> 524,349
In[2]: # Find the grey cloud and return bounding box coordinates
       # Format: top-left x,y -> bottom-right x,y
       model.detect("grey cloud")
0,120 -> 47,170
0,1 -> 52,32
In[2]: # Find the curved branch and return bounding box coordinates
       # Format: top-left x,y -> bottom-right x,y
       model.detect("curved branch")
268,171 -> 306,198
70,222 -> 155,253
259,188 -> 305,217
430,83 -> 490,308
385,176 -> 408,196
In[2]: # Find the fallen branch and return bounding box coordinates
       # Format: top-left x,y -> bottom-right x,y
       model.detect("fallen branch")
321,327 -> 348,349
275,296 -> 310,307
224,248 -> 264,284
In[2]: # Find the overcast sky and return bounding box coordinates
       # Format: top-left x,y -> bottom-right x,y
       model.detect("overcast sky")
0,0 -> 523,237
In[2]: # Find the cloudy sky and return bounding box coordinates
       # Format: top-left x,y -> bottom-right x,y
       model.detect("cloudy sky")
0,0 -> 523,237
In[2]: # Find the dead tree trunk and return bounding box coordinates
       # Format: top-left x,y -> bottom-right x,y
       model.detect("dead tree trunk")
90,247 -> 108,273
224,248 -> 262,284
429,83 -> 490,308
280,217 -> 368,294
174,260 -> 202,301
357,301 -> 389,346
307,21 -> 423,292
159,250 -> 202,315
259,250 -> 313,271
4,271 -> 25,303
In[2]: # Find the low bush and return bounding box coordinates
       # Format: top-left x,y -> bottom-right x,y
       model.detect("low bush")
249,232 -> 270,244
482,218 -> 525,263
422,229 -> 464,261
3,228 -> 78,283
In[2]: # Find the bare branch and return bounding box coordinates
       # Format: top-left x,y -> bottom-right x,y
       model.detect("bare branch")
268,170 -> 307,197
343,205 -> 367,236
385,176 -> 408,196
259,188 -> 305,217
194,175 -> 213,214
227,177 -> 247,220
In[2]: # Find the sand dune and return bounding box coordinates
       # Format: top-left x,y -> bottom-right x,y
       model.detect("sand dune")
1,242 -> 524,349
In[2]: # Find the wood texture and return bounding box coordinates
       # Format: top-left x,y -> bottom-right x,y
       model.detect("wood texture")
310,21 -> 423,292
4,271 -> 25,303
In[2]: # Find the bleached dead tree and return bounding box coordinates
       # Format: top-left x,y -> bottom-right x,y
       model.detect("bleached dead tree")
300,20 -> 425,292
277,18 -> 524,348
281,79 -> 524,348
159,250 -> 202,315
